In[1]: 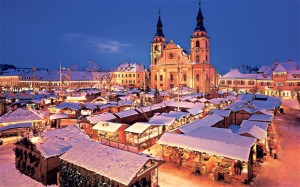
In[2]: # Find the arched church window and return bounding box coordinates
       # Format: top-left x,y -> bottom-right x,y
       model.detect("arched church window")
170,74 -> 174,81
183,74 -> 187,81
154,58 -> 157,65
196,74 -> 200,81
196,41 -> 200,48
154,45 -> 158,51
196,55 -> 200,63
160,75 -> 163,81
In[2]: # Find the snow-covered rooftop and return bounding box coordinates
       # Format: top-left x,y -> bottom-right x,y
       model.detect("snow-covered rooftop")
248,114 -> 273,122
59,140 -> 154,186
210,109 -> 231,117
237,125 -> 267,141
114,109 -> 138,118
148,115 -> 176,126
86,113 -> 117,124
0,108 -> 43,124
0,122 -> 32,132
31,126 -> 90,158
92,122 -> 124,133
179,114 -> 224,134
158,132 -> 255,162
240,120 -> 269,131
125,122 -> 151,134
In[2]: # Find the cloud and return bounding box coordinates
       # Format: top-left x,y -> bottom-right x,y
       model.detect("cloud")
63,33 -> 131,53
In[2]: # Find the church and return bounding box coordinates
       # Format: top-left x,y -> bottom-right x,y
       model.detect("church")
150,3 -> 216,93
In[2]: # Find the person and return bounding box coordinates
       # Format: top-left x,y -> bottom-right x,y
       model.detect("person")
269,143 -> 273,156
234,162 -> 239,175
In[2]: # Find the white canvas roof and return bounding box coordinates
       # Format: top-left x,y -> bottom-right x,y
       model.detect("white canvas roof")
248,114 -> 273,122
158,132 -> 255,162
92,122 -> 124,133
125,122 -> 151,134
59,141 -> 152,186
86,113 -> 116,124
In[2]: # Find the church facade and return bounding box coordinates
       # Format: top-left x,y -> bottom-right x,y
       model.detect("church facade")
150,4 -> 216,92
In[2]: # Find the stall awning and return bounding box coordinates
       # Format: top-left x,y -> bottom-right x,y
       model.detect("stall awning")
248,114 -> 273,122
92,122 -> 123,133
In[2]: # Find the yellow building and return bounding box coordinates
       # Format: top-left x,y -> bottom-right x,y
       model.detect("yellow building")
110,62 -> 148,89
150,3 -> 216,92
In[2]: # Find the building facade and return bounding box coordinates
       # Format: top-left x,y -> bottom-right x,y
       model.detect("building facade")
219,60 -> 300,97
110,62 -> 148,89
150,4 -> 216,92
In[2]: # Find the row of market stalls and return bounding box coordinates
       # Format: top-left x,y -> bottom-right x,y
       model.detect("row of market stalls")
15,126 -> 163,186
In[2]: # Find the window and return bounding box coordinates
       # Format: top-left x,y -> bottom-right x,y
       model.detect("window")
248,81 -> 254,85
125,74 -> 127,77
196,40 -> 200,48
274,82 -> 279,86
160,75 -> 163,81
260,82 -> 264,86
241,81 -> 245,85
133,74 -> 135,77
154,58 -> 157,65
196,74 -> 200,81
183,74 -> 187,81
122,74 -> 124,77
288,82 -> 294,86
155,75 -> 157,81
227,80 -> 232,85
205,41 -> 208,48
169,53 -> 174,59
196,55 -> 200,63
170,74 -> 174,81
155,45 -> 158,51
129,74 -> 132,77
138,74 -> 140,77
138,80 -> 140,83
297,82 -> 300,86
280,82 -> 284,86
267,82 -> 271,87
205,55 -> 208,62
220,80 -> 225,84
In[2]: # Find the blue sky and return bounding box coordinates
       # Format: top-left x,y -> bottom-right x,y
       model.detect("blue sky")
1,0 -> 299,74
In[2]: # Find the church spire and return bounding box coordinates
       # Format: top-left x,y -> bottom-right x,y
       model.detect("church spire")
194,1 -> 206,32
155,9 -> 165,37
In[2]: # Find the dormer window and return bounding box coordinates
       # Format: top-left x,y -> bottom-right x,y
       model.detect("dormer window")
292,74 -> 297,78
263,74 -> 267,78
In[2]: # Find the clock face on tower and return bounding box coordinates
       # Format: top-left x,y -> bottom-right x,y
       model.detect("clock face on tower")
195,47 -> 200,52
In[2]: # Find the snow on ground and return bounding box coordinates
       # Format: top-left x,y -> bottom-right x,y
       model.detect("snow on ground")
0,143 -> 44,187
282,98 -> 300,110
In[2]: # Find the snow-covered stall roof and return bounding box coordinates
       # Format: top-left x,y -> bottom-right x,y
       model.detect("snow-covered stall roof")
49,113 -> 69,120
248,114 -> 273,122
125,122 -> 151,134
160,111 -> 189,120
0,122 -> 32,132
187,107 -> 203,115
59,141 -> 153,186
54,102 -> 81,110
148,115 -> 176,126
31,126 -> 90,158
92,122 -> 124,133
158,132 -> 254,162
237,125 -> 267,141
186,127 -> 255,147
251,100 -> 276,110
0,108 -> 43,124
86,113 -> 117,124
237,94 -> 254,102
83,103 -> 98,110
114,109 -> 138,118
135,103 -> 166,113
240,120 -> 269,131
179,114 -> 224,134
118,100 -> 134,106
266,96 -> 282,107
210,109 -> 231,117
163,101 -> 204,109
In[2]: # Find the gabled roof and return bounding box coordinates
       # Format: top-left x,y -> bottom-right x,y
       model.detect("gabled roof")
86,113 -> 116,124
125,122 -> 151,134
0,108 -> 43,124
92,122 -> 124,133
237,125 -> 267,141
273,64 -> 287,72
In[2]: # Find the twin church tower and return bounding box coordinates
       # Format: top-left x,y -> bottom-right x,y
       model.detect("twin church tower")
150,3 -> 216,92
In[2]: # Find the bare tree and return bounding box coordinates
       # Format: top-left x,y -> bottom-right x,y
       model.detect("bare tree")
234,65 -> 261,74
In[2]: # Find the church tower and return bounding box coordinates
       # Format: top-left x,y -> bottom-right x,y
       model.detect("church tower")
150,10 -> 166,89
190,2 -> 210,64
150,10 -> 166,66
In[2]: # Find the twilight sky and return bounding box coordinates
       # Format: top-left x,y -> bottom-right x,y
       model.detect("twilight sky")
1,0 -> 299,74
